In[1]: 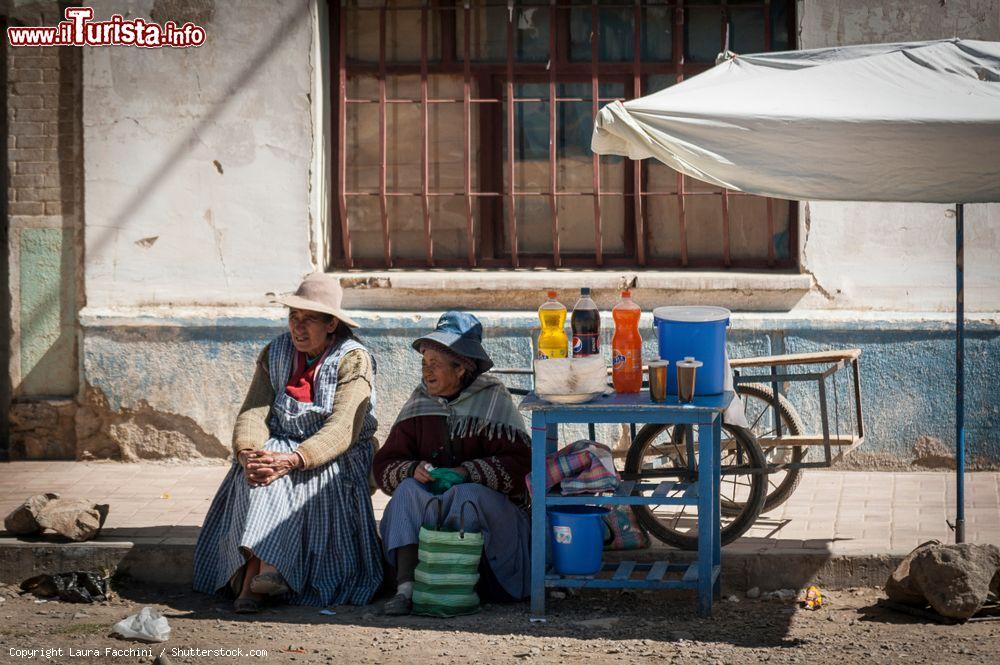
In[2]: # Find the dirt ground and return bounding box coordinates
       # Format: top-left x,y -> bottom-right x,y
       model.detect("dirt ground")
0,581 -> 997,665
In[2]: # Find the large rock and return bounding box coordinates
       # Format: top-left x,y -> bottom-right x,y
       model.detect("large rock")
35,500 -> 110,542
885,539 -> 941,605
910,543 -> 1000,619
3,493 -> 61,535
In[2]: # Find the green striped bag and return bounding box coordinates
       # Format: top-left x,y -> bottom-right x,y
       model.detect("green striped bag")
412,499 -> 484,618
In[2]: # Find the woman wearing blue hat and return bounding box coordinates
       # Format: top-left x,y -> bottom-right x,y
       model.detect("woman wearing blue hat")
374,310 -> 531,615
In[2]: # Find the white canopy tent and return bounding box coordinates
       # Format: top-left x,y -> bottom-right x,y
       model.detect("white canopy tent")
592,39 -> 1000,542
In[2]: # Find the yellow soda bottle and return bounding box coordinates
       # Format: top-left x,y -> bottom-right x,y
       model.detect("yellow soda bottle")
537,290 -> 569,359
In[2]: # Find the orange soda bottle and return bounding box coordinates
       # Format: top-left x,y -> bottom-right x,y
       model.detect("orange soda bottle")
612,290 -> 642,393
537,290 -> 569,359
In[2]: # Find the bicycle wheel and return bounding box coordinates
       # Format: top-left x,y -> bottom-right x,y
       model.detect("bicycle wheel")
624,423 -> 767,550
736,384 -> 806,513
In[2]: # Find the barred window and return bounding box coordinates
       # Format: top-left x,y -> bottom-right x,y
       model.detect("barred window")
330,0 -> 797,270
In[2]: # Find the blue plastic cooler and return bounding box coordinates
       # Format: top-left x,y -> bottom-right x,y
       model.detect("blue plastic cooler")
652,306 -> 730,395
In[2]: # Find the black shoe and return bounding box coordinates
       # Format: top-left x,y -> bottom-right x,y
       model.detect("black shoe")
383,593 -> 412,616
233,597 -> 261,614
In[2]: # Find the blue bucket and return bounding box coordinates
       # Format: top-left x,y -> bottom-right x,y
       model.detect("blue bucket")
548,506 -> 609,575
652,306 -> 730,396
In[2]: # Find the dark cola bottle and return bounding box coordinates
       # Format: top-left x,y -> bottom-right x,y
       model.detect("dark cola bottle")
571,287 -> 601,357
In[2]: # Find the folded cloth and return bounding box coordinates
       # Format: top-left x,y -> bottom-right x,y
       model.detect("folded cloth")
527,440 -> 620,497
722,353 -> 750,429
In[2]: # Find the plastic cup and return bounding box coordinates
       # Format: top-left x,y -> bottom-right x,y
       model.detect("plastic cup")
648,360 -> 669,402
676,357 -> 704,403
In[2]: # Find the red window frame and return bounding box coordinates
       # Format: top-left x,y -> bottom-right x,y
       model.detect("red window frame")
329,1 -> 798,271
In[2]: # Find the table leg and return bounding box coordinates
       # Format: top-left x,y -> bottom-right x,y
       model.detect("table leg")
697,419 -> 715,618
712,415 -> 722,601
530,412 -> 549,620
685,424 -> 697,477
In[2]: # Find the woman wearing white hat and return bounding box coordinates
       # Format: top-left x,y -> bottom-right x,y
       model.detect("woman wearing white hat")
193,273 -> 383,613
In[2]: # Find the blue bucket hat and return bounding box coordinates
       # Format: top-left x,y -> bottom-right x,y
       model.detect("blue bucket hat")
412,311 -> 494,374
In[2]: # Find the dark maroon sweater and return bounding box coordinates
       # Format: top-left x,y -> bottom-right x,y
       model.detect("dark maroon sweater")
373,414 -> 531,505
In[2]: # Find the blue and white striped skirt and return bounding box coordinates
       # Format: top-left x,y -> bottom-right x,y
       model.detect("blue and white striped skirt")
193,438 -> 383,606
380,478 -> 530,600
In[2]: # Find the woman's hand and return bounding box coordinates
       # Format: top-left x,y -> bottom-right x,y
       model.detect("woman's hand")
245,452 -> 304,486
238,450 -> 266,481
413,462 -> 433,484
413,463 -> 468,484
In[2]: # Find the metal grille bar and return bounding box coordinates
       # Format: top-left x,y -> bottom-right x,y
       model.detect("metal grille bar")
590,2 -> 603,265
506,2 -> 519,267
548,1 -> 560,266
337,0 -> 351,268
420,2 -> 434,266
462,0 -> 475,266
378,4 -> 391,267
632,0 -> 645,265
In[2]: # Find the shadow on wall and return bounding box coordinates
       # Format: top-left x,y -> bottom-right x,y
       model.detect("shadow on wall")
13,227 -> 78,397
8,4 -> 83,398
86,0 -> 311,263
7,3 -> 83,458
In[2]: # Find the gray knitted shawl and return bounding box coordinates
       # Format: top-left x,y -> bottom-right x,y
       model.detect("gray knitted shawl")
394,374 -> 529,444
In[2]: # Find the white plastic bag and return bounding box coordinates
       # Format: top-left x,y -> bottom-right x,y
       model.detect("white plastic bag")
111,606 -> 171,643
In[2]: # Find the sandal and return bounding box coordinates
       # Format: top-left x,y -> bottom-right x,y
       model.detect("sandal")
383,593 -> 412,616
233,597 -> 261,614
249,572 -> 290,597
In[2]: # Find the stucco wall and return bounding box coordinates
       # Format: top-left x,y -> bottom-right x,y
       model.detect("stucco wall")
82,0 -> 317,309
76,0 -> 1000,315
78,311 -> 1000,468
8,0 -> 998,466
799,0 -> 999,48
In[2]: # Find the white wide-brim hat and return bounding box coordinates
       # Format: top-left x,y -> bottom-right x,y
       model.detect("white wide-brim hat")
273,273 -> 360,328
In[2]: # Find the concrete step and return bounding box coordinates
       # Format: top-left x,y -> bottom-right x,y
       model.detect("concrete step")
0,533 -> 904,594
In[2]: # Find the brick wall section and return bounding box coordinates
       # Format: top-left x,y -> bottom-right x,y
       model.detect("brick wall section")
8,11 -> 80,220
7,2 -> 84,459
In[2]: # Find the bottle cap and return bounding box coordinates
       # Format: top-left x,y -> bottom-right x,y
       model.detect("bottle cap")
581,287 -> 591,296
547,290 -> 557,298
621,290 -> 631,298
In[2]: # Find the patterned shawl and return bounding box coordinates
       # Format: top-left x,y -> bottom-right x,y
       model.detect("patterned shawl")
394,374 -> 528,444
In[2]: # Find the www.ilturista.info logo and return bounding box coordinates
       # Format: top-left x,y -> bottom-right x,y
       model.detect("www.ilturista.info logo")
7,7 -> 206,48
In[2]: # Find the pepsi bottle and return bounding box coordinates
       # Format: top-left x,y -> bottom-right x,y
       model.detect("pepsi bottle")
571,287 -> 601,357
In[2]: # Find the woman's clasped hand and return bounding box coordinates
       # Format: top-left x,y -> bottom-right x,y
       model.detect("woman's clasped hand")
238,449 -> 303,486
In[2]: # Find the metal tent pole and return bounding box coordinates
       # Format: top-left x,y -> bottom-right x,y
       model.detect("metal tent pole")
955,202 -> 966,544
